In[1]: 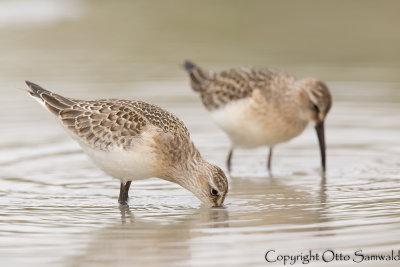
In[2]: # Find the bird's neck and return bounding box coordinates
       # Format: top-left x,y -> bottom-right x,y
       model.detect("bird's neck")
160,140 -> 206,186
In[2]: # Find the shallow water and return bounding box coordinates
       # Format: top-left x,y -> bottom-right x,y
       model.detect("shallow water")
1,1 -> 400,266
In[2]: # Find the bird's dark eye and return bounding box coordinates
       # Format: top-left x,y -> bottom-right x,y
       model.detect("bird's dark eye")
211,188 -> 219,196
312,103 -> 320,113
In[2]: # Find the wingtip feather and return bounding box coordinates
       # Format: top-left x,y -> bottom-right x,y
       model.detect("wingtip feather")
183,60 -> 196,72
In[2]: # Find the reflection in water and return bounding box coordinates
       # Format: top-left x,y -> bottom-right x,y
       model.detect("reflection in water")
68,176 -> 332,266
318,177 -> 328,217
316,177 -> 332,234
204,208 -> 230,228
69,205 -> 230,266
119,204 -> 134,225
228,175 -> 322,226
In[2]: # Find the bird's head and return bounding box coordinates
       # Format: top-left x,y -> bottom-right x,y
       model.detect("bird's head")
177,162 -> 228,207
297,78 -> 332,173
297,78 -> 332,124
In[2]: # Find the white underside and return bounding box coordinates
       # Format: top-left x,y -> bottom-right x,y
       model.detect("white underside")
77,133 -> 159,183
30,92 -> 160,183
210,98 -> 308,148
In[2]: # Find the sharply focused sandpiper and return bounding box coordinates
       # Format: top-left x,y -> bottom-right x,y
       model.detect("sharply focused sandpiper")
26,81 -> 228,206
183,61 -> 332,174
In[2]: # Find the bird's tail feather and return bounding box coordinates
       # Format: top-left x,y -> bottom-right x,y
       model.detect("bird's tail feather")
26,80 -> 76,115
183,60 -> 210,93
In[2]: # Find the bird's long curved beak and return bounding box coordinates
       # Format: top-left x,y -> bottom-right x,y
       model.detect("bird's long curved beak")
315,121 -> 326,173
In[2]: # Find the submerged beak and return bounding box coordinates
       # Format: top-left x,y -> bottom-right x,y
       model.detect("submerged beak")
212,197 -> 225,208
315,121 -> 326,173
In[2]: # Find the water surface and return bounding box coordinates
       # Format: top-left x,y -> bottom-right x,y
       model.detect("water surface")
0,1 -> 399,266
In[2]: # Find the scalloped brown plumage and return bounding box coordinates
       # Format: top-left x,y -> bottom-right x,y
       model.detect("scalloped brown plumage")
183,61 -> 332,174
26,81 -> 228,206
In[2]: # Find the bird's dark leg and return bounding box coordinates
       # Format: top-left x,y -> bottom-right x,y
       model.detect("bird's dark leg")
267,146 -> 273,173
226,148 -> 234,173
118,181 -> 132,204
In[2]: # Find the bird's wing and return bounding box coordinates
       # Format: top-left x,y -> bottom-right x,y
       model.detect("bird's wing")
184,62 -> 276,110
26,81 -> 189,151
